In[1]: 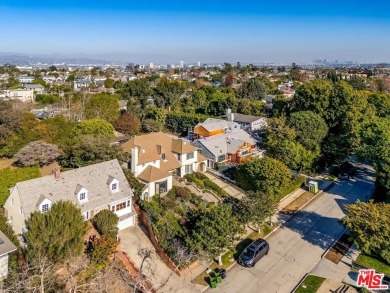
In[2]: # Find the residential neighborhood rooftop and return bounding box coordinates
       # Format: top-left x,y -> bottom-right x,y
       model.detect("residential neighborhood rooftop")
11,159 -> 133,217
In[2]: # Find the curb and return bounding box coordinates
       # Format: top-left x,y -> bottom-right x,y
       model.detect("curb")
281,181 -> 336,224
291,273 -> 309,293
320,227 -> 349,259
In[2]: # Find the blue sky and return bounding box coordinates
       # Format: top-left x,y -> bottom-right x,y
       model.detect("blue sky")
1,1 -> 389,63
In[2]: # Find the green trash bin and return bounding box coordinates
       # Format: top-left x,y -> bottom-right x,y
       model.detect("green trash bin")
210,277 -> 217,288
214,271 -> 221,283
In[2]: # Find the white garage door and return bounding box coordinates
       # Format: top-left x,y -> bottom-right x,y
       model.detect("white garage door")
118,216 -> 134,230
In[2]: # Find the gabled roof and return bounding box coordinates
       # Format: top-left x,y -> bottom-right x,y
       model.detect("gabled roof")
171,138 -> 197,154
137,166 -> 171,183
14,159 -> 133,217
195,118 -> 240,133
233,113 -> 264,124
121,132 -> 183,172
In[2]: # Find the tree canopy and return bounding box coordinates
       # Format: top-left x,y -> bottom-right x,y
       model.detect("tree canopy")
236,78 -> 268,100
25,200 -> 88,262
236,157 -> 291,196
287,111 -> 328,152
187,204 -> 243,258
73,118 -> 115,140
84,93 -> 120,123
14,141 -> 61,167
343,201 -> 390,264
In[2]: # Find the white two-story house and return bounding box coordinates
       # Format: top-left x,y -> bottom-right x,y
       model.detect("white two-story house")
3,160 -> 136,238
121,132 -> 207,201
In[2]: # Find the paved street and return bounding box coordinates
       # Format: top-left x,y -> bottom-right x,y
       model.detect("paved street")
209,165 -> 375,293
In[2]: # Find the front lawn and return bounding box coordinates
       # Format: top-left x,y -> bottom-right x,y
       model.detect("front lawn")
356,253 -> 390,275
295,275 -> 326,293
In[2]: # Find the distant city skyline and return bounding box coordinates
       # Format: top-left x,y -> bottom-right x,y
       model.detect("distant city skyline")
1,1 -> 390,63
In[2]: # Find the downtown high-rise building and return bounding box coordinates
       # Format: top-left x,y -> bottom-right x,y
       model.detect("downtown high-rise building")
197,61 -> 201,67
179,60 -> 184,68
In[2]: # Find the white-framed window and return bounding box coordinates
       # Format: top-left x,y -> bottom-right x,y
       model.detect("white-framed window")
127,200 -> 130,207
111,183 -> 117,191
19,207 -> 22,214
79,192 -> 86,201
185,164 -> 193,174
186,152 -> 194,160
42,204 -> 49,213
115,202 -> 127,211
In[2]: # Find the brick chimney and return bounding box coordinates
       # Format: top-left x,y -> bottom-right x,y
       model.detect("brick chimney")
52,168 -> 61,181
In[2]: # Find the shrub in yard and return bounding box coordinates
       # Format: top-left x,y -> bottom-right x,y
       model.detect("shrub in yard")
190,194 -> 202,205
176,187 -> 192,201
92,210 -> 119,239
139,199 -> 164,221
161,196 -> 177,210
174,205 -> 186,216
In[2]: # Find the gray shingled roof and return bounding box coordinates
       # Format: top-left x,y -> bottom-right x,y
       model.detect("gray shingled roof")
233,113 -> 263,124
14,159 -> 133,217
195,130 -> 256,157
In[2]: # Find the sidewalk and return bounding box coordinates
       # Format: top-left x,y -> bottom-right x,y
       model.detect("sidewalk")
310,243 -> 360,292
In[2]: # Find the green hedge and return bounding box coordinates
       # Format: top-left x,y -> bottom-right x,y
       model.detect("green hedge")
0,166 -> 41,205
277,175 -> 306,201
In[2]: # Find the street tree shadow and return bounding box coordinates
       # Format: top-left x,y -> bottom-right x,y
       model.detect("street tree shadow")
282,210 -> 342,250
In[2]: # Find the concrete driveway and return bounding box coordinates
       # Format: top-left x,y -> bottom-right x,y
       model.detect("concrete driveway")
207,164 -> 375,293
119,226 -> 206,293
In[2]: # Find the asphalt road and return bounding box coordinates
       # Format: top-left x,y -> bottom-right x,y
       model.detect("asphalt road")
209,165 -> 375,293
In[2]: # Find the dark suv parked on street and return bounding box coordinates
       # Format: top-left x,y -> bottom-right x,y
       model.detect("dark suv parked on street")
238,238 -> 269,267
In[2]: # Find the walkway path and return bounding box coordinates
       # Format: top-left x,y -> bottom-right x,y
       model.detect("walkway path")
311,244 -> 360,292
203,172 -> 245,199
173,178 -> 220,203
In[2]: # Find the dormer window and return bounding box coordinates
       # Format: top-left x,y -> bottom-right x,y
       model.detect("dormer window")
80,192 -> 86,201
107,176 -> 119,193
112,183 -> 117,191
76,186 -> 88,203
42,204 -> 49,213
